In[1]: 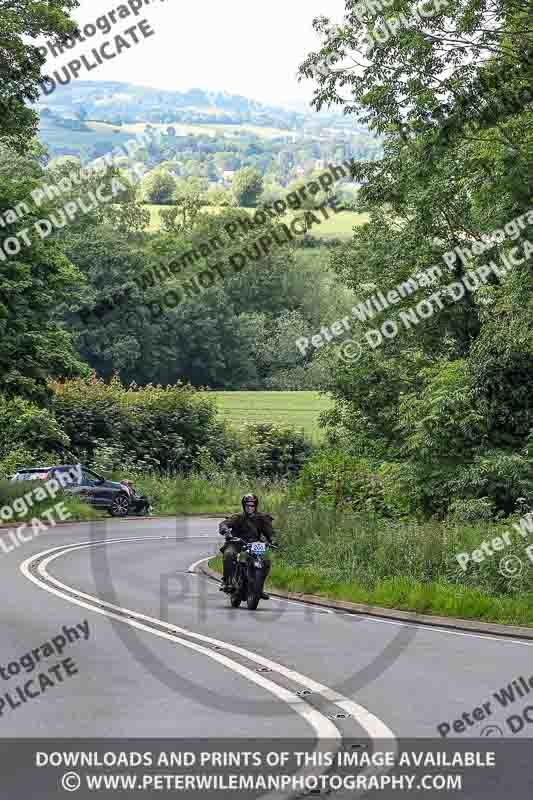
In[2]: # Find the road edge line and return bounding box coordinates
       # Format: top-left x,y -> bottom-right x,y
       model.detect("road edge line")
0,513 -> 228,532
198,561 -> 533,641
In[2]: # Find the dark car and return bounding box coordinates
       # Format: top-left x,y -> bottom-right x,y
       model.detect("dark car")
12,465 -> 132,517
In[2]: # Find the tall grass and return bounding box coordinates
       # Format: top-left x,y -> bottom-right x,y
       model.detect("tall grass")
0,473 -> 287,524
275,503 -> 533,596
132,473 -> 289,516
211,503 -> 533,624
246,503 -> 533,625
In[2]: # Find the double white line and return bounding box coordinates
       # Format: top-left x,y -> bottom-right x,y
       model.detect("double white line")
21,537 -> 396,799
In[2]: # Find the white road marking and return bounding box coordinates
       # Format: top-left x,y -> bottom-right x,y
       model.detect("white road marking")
21,538 -> 396,746
343,609 -> 533,646
188,555 -> 214,573
189,557 -> 533,646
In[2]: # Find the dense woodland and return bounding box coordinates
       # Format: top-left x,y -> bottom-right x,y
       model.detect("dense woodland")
1,0 -> 533,524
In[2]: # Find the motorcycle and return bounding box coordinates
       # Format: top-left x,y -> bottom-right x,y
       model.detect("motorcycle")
227,537 -> 276,610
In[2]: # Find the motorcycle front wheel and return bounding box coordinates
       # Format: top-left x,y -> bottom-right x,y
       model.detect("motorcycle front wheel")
247,568 -> 265,610
230,569 -> 244,608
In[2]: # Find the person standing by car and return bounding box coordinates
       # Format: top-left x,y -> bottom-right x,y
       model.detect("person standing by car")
120,480 -> 152,515
219,494 -> 275,599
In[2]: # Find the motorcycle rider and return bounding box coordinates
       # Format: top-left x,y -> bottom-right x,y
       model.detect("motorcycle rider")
219,494 -> 275,599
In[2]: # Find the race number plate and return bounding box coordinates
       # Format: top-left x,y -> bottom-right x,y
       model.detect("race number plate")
250,542 -> 266,555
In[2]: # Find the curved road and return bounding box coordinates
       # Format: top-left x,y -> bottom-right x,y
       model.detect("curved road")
2,515 -> 533,745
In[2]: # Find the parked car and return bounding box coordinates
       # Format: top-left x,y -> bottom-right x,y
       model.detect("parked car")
12,465 -> 134,517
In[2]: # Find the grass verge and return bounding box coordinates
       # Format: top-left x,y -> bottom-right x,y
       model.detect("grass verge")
207,501 -> 533,627
131,474 -> 288,516
0,475 -> 287,527
208,556 -> 533,627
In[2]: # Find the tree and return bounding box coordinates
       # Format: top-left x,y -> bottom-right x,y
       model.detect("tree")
0,0 -> 79,152
232,167 -> 264,208
204,187 -> 233,207
261,179 -> 284,204
143,170 -> 177,205
61,225 -> 153,379
160,192 -> 204,233
299,0 -> 533,181
295,0 -> 533,516
175,176 -> 208,196
0,144 -> 88,403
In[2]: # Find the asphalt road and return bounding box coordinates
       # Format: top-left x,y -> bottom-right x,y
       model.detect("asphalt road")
0,514 -> 531,747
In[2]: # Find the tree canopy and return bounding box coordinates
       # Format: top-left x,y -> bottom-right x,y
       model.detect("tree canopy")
0,0 -> 79,152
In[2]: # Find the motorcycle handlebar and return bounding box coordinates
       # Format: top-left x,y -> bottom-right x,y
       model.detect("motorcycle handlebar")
226,535 -> 278,548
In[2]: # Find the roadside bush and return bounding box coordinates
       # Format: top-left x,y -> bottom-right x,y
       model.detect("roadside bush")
448,497 -> 496,522
50,375 -> 226,473
377,461 -> 423,518
393,449 -> 533,520
306,442 -> 533,521
445,450 -> 533,516
227,423 -> 313,479
0,381 -> 313,482
294,449 -> 395,516
0,395 -> 71,478
0,447 -> 60,480
0,395 -> 70,457
90,440 -> 155,476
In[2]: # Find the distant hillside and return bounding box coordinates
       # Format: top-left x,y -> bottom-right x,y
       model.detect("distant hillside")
35,80 -> 381,178
35,80 -> 367,133
35,81 -> 310,130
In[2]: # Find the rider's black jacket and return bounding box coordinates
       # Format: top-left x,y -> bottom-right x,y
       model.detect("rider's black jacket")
219,512 -> 274,544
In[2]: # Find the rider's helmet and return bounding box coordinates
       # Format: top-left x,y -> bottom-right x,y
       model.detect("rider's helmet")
242,494 -> 258,515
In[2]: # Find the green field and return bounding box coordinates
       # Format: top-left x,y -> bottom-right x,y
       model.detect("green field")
144,203 -> 367,238
210,391 -> 332,442
87,120 -> 296,140
38,118 -> 133,160
314,210 -> 368,239
145,203 -> 170,232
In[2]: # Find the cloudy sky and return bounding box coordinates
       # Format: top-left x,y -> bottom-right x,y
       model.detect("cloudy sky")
38,0 -> 347,108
